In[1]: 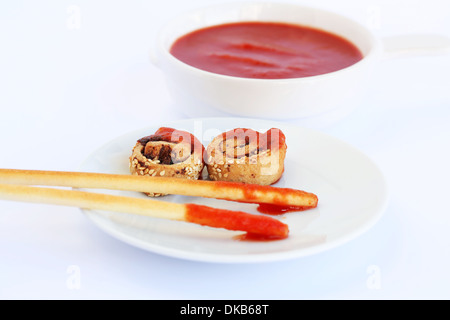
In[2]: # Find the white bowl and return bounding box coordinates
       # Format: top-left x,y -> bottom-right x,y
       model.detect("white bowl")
152,2 -> 448,123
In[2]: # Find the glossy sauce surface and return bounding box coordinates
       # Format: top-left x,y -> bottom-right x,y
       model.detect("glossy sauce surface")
170,22 -> 363,79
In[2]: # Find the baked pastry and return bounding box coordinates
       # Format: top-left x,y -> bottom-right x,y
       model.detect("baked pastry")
130,127 -> 204,196
205,128 -> 287,185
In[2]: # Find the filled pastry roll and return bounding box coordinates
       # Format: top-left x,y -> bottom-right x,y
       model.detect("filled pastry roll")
130,127 -> 204,196
206,128 -> 287,185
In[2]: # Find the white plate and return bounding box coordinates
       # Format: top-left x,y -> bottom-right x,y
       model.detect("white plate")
79,117 -> 388,263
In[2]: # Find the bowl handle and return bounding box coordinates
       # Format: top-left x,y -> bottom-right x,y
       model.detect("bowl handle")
381,34 -> 450,59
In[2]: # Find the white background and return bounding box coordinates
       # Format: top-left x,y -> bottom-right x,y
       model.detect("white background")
1,0 -> 449,299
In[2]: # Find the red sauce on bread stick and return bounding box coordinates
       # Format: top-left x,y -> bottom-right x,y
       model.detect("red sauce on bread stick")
240,183 -> 317,204
185,203 -> 289,239
212,181 -> 318,209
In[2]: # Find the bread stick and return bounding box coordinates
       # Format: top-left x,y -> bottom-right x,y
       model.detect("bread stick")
0,183 -> 289,238
0,169 -> 318,208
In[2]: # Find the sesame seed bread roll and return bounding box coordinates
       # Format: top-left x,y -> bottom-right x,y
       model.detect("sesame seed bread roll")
206,128 -> 287,185
129,127 -> 204,197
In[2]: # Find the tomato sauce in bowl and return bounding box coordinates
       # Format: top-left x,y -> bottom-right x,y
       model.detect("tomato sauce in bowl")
170,22 -> 363,79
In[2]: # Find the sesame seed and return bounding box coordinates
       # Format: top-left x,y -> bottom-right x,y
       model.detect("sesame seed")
160,170 -> 165,176
224,173 -> 228,178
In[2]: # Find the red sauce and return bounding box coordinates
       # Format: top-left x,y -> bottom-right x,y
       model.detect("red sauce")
170,22 -> 363,79
223,181 -> 317,204
256,203 -> 313,215
138,127 -> 204,155
210,180 -> 318,217
233,233 -> 287,242
185,203 -> 289,239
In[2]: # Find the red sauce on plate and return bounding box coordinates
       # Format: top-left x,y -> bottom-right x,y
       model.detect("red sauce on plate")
170,22 -> 363,79
212,181 -> 319,209
256,203 -> 313,215
233,232 -> 288,242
